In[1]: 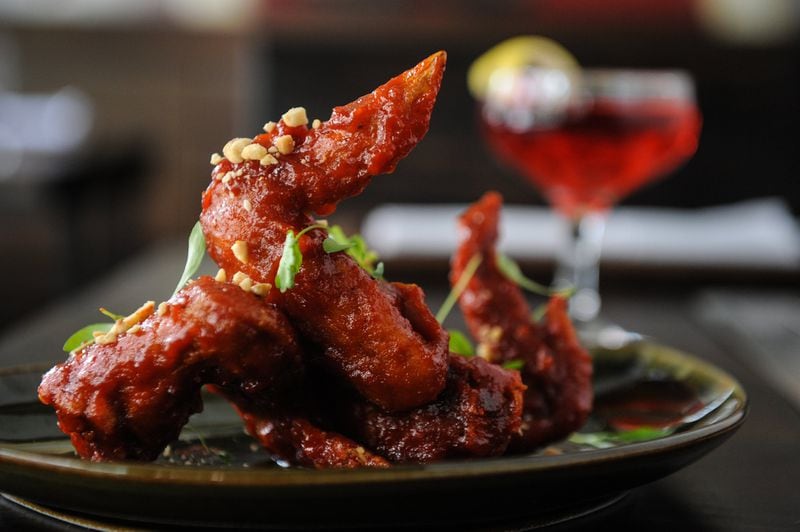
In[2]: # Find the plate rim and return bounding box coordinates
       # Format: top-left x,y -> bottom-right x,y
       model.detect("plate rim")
0,340 -> 747,489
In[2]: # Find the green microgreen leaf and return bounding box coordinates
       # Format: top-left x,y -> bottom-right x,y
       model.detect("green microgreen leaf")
173,221 -> 206,296
322,235 -> 354,253
448,329 -> 475,357
326,225 -> 384,279
275,230 -> 302,293
531,303 -> 548,323
98,308 -> 123,321
275,223 -> 328,293
568,427 -> 674,449
496,253 -> 574,298
503,359 -> 525,370
372,261 -> 385,280
62,323 -> 113,352
436,253 -> 482,324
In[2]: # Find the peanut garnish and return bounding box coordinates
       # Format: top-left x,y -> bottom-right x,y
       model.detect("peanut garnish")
210,153 -> 223,165
274,135 -> 295,155
215,268 -> 227,282
282,107 -> 309,127
231,240 -> 249,264
241,143 -> 268,161
263,121 -> 277,133
94,301 -> 155,345
260,154 -> 278,166
222,138 -> 252,164
251,282 -> 272,297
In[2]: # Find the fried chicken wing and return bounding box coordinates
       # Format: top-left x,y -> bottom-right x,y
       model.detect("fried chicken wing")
200,53 -> 449,412
233,409 -> 390,468
38,277 -> 304,461
452,192 -> 593,450
323,354 -> 524,463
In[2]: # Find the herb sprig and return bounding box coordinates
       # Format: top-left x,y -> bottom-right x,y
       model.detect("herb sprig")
448,329 -> 475,357
173,221 -> 207,296
275,223 -> 384,293
63,220 -> 208,353
62,322 -> 114,352
275,222 -> 329,293
435,254 -> 482,324
496,253 -> 574,298
325,225 -> 384,279
568,427 -> 674,449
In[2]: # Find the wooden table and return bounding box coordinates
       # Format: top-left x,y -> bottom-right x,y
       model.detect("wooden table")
0,242 -> 797,531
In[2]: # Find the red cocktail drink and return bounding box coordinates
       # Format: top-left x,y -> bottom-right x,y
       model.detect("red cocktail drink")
482,99 -> 701,218
479,68 -> 700,324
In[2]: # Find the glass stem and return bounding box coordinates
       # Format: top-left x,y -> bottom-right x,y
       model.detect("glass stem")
553,213 -> 607,323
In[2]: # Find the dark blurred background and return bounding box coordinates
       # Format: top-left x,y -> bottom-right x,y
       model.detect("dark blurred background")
0,0 -> 798,331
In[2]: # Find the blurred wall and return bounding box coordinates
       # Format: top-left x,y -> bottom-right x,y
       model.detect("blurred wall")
0,0 -> 798,328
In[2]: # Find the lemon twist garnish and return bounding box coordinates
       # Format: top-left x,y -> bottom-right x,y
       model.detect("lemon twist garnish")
468,36 -> 579,100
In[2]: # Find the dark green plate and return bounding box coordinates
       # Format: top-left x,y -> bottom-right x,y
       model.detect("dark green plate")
0,342 -> 746,529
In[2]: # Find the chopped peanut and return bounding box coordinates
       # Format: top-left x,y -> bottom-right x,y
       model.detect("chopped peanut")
157,302 -> 168,317
122,301 -> 155,329
231,240 -> 249,264
260,154 -> 278,166
263,121 -> 277,133
93,301 -> 155,345
251,282 -> 272,297
476,342 -> 493,360
274,135 -> 295,155
210,153 -> 224,165
242,198 -> 252,212
282,107 -> 309,127
215,268 -> 227,282
238,277 -> 254,292
222,138 -> 252,164
312,119 -> 321,129
487,325 -> 503,343
241,143 -> 268,161
232,271 -> 248,284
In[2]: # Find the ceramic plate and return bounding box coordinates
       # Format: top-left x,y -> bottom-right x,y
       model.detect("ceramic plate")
0,341 -> 746,529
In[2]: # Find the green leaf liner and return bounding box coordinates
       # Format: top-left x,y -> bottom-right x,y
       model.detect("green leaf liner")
173,221 -> 206,296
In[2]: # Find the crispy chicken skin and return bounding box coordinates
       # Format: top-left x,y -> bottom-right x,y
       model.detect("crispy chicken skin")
452,192 -> 593,450
38,277 -> 303,461
200,52 -> 449,412
324,355 -> 524,463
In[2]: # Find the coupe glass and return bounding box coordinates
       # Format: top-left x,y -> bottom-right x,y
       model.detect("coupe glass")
479,66 -> 701,327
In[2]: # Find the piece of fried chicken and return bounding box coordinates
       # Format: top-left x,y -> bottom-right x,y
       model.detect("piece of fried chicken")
39,277 -> 304,461
200,52 -> 449,412
451,192 -> 593,450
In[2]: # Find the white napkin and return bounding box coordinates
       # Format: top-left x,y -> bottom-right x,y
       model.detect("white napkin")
362,198 -> 800,270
